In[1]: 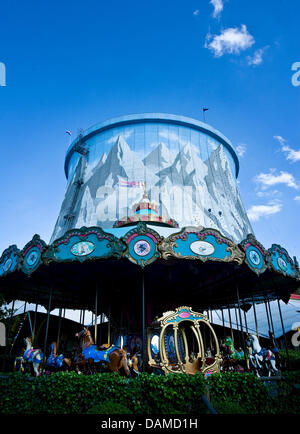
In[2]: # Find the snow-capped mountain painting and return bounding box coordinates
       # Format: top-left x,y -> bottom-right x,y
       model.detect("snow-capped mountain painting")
51,133 -> 253,243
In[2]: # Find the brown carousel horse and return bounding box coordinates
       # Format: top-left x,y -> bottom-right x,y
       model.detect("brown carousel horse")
74,327 -> 130,376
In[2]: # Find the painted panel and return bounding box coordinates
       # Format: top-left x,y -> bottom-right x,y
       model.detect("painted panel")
159,227 -> 244,264
0,245 -> 21,277
44,227 -> 125,263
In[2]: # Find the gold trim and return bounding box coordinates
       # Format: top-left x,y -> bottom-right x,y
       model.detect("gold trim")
159,226 -> 245,265
149,306 -> 221,375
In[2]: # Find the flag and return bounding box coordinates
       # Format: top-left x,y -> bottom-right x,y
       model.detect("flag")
203,108 -> 209,112
65,130 -> 72,136
118,177 -> 144,188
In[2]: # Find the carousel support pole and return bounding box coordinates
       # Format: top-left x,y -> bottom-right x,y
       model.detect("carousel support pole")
267,299 -> 275,336
236,286 -> 246,360
43,288 -> 53,362
82,310 -> 85,326
7,299 -> 15,342
108,306 -> 111,346
23,302 -> 27,314
234,306 -> 241,347
208,308 -> 213,351
99,313 -> 102,345
221,308 -> 225,338
95,286 -> 98,345
32,301 -> 38,344
142,268 -> 146,371
120,310 -> 123,347
264,298 -> 271,334
228,306 -> 234,344
277,298 -> 290,369
252,296 -> 259,339
56,308 -> 62,351
243,309 -> 249,334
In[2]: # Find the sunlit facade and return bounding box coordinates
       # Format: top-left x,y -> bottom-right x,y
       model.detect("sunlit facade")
51,113 -> 253,243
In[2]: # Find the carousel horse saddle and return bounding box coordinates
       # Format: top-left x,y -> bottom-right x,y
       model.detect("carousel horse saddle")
24,348 -> 43,364
257,348 -> 275,360
46,353 -> 64,369
82,344 -> 119,363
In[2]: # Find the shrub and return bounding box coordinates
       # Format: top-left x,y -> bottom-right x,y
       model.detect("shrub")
0,371 -> 299,415
86,401 -> 132,414
212,398 -> 248,414
206,372 -> 270,414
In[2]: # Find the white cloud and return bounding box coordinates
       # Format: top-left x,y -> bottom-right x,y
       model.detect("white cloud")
274,135 -> 300,162
273,135 -> 285,146
295,196 -> 300,202
256,189 -> 281,198
210,0 -> 224,18
205,25 -> 255,57
247,201 -> 283,222
254,170 -> 299,190
247,46 -> 269,66
193,9 -> 199,16
236,144 -> 247,157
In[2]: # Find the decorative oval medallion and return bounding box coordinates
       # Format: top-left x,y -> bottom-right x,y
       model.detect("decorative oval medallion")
190,240 -> 215,256
133,239 -> 151,257
71,241 -> 95,257
248,249 -> 262,266
178,311 -> 191,319
26,250 -> 40,267
3,258 -> 13,272
277,257 -> 287,272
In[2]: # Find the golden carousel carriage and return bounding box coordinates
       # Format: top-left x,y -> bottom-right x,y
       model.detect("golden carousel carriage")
147,306 -> 221,375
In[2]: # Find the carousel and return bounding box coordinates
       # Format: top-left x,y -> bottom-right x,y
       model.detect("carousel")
0,113 -> 299,377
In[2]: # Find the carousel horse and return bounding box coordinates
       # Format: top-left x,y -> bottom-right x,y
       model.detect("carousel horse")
45,342 -> 72,372
75,327 -> 130,376
15,337 -> 44,376
221,337 -> 245,372
246,334 -> 279,377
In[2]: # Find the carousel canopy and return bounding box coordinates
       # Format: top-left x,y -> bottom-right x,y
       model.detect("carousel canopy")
0,223 -> 299,328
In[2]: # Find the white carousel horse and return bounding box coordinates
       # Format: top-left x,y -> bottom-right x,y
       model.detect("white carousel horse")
19,337 -> 44,376
246,334 -> 279,377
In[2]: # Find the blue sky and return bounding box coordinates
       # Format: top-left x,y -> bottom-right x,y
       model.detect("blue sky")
0,0 -> 299,264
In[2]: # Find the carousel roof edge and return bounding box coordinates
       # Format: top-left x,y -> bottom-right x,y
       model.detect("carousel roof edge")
0,225 -> 299,280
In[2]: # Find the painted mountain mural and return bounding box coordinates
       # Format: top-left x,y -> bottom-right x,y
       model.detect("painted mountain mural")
51,135 -> 253,243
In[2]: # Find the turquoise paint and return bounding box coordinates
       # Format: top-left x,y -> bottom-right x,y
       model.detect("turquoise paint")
271,252 -> 293,276
55,233 -> 112,261
174,233 -> 231,260
246,246 -> 264,271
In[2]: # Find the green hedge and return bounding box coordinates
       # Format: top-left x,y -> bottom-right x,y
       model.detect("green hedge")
208,372 -> 269,414
0,372 -> 207,414
0,371 -> 299,414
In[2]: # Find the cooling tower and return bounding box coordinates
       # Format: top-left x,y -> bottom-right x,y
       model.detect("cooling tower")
51,113 -> 253,243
